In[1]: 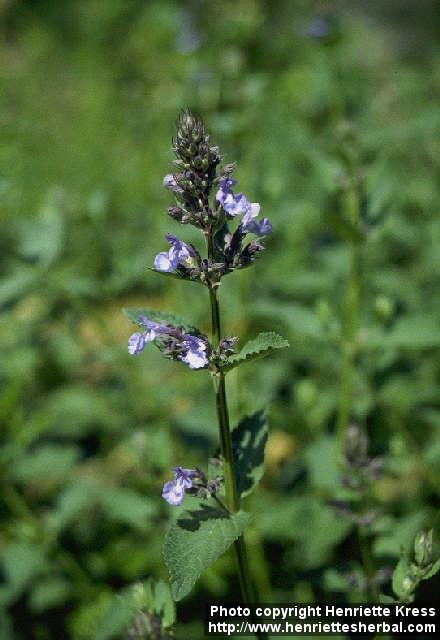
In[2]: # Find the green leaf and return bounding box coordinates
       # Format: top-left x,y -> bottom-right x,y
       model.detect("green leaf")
95,580 -> 175,640
123,307 -> 199,334
100,487 -> 157,532
257,495 -> 352,570
231,411 -> 268,497
387,316 -> 440,349
19,196 -> 64,267
223,332 -> 289,372
303,435 -> 339,491
0,543 -> 47,605
421,558 -> 440,582
151,581 -> 176,629
373,511 -> 429,558
163,504 -> 251,601
12,444 -> 80,484
29,577 -> 70,613
148,266 -> 187,281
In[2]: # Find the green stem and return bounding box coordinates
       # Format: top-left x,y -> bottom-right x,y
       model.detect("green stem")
336,192 -> 362,456
207,231 -> 267,639
358,529 -> 379,603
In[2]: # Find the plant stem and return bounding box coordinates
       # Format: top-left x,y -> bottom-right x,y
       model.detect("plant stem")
336,190 -> 362,456
207,231 -> 267,639
358,529 -> 379,603
209,285 -> 250,572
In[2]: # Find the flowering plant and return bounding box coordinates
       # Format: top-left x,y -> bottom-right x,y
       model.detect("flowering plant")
124,110 -> 288,617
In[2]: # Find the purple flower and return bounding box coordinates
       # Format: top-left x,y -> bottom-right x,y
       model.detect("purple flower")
163,173 -> 184,193
162,467 -> 198,506
154,234 -> 194,273
128,332 -> 146,355
179,334 -> 209,369
128,315 -> 175,355
215,177 -> 236,203
216,177 -> 250,217
216,178 -> 250,217
173,466 -> 197,488
216,176 -> 272,236
137,316 -> 170,336
128,315 -> 209,369
127,328 -> 157,355
243,217 -> 272,237
162,480 -> 185,506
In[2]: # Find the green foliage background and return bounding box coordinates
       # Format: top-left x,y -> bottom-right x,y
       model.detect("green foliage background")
1,0 -> 440,637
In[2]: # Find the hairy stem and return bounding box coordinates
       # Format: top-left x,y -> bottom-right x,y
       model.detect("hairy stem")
207,230 -> 267,639
209,288 -> 257,608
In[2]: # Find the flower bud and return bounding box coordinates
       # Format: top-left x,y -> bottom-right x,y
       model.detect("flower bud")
414,529 -> 433,567
167,206 -> 186,222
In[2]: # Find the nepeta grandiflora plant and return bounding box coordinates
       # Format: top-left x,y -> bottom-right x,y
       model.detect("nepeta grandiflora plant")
124,111 -> 287,610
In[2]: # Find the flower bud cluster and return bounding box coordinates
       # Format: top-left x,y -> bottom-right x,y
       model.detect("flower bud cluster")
341,424 -> 384,491
329,425 -> 384,531
155,109 -> 272,285
164,109 -> 221,228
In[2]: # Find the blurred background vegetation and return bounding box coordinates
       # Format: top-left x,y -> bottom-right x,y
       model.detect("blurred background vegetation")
1,0 -> 440,638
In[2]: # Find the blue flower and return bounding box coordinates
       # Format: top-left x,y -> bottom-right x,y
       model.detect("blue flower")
137,316 -> 170,336
162,480 -> 185,505
179,334 -> 209,369
154,234 -> 194,273
127,316 -> 171,355
173,466 -> 197,488
162,467 -> 198,506
243,217 -> 272,237
127,329 -> 156,355
216,178 -> 250,217
216,177 -> 272,237
127,332 -> 146,355
215,177 -> 236,204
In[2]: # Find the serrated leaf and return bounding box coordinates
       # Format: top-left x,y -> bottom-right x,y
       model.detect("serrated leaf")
222,332 -> 289,372
231,411 -> 268,497
123,307 -> 198,334
163,504 -> 251,601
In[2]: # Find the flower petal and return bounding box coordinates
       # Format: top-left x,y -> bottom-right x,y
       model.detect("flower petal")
244,217 -> 272,237
154,250 -> 177,272
162,480 -> 185,506
128,332 -> 146,355
173,467 -> 197,489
